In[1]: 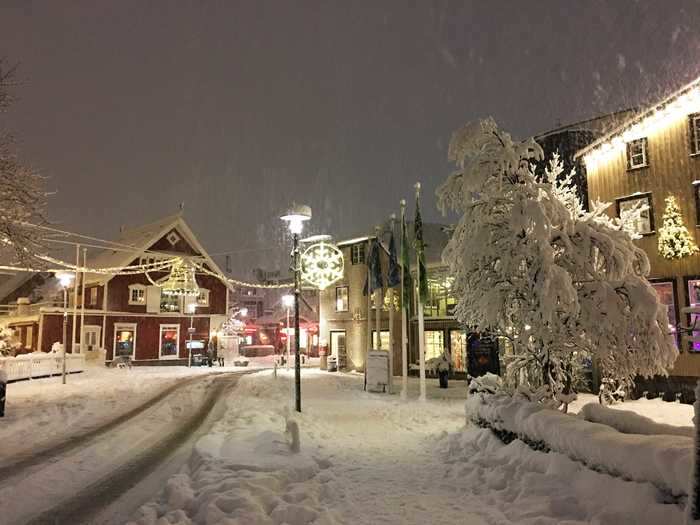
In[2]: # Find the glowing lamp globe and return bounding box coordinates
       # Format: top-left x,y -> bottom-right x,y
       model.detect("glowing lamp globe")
280,204 -> 312,235
282,294 -> 295,308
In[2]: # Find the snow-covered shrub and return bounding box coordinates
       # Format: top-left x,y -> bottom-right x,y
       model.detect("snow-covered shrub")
425,352 -> 451,373
580,402 -> 693,438
437,118 -> 677,403
467,372 -> 503,396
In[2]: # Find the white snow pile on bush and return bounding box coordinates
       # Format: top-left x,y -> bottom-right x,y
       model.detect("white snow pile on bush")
466,393 -> 692,496
580,402 -> 694,438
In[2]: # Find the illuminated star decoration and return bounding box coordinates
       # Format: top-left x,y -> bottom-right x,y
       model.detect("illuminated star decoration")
300,242 -> 344,290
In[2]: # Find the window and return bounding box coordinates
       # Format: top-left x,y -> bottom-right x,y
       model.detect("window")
159,324 -> 180,359
651,280 -> 678,348
616,193 -> 654,235
690,114 -> 700,155
114,323 -> 136,358
166,231 -> 181,245
26,325 -> 33,349
371,330 -> 390,350
89,287 -> 98,306
160,291 -> 181,313
425,330 -> 445,362
422,269 -> 456,317
449,330 -> 467,372
196,288 -> 210,307
626,138 -> 648,169
351,244 -> 366,265
128,284 -> 146,305
335,286 -> 349,312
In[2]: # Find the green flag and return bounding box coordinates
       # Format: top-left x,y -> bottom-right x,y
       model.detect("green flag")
400,208 -> 412,312
414,195 -> 429,303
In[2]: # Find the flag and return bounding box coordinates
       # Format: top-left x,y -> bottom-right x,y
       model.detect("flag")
363,239 -> 384,295
400,206 -> 412,311
386,230 -> 400,288
414,196 -> 428,303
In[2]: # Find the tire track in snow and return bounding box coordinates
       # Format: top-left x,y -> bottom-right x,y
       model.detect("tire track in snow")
0,371 -> 224,484
23,372 -> 248,525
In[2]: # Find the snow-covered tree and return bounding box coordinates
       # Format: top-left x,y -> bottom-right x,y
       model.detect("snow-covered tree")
437,118 -> 677,404
0,61 -> 47,266
658,195 -> 699,260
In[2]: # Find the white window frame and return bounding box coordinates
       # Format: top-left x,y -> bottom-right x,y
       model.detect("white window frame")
627,138 -> 648,169
159,323 -> 180,360
351,244 -> 365,265
335,285 -> 349,312
196,288 -> 210,307
691,114 -> 700,155
114,322 -> 137,359
616,193 -> 654,235
128,284 -> 147,305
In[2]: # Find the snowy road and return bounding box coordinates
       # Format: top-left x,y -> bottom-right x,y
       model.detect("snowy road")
0,371 -> 248,525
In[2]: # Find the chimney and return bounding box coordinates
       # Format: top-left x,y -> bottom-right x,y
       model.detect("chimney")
16,297 -> 30,316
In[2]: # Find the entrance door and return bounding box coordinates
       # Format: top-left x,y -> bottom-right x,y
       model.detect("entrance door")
82,325 -> 102,353
330,331 -> 346,369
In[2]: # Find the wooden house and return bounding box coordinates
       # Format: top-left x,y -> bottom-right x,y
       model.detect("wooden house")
0,213 -> 231,365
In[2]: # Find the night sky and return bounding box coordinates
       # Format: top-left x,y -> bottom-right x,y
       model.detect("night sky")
2,1 -> 700,273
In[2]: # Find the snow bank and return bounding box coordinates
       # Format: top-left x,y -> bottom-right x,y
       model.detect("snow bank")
466,393 -> 692,496
580,402 -> 694,438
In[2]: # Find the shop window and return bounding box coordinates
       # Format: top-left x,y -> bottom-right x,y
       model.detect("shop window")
419,269 -> 456,317
335,286 -> 349,312
616,193 -> 654,235
371,330 -> 390,350
651,280 -> 678,348
425,330 -> 445,361
159,324 -> 180,359
114,323 -> 136,358
626,138 -> 648,169
450,330 -> 467,372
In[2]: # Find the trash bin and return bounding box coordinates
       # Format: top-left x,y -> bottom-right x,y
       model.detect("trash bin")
0,369 -> 7,418
327,356 -> 338,372
319,347 -> 328,370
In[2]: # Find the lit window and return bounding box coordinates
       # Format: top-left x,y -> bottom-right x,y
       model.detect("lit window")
371,330 -> 390,350
425,330 -> 445,361
114,323 -> 136,358
351,244 -> 366,265
197,289 -> 210,307
335,286 -> 349,312
690,114 -> 700,155
651,280 -> 677,348
128,284 -> 146,305
616,194 -> 654,235
159,324 -> 180,359
626,138 -> 648,169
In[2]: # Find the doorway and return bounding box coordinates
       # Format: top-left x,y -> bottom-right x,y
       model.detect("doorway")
330,330 -> 347,369
82,325 -> 102,353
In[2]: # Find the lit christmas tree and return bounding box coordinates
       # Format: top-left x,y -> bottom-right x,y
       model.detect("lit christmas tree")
658,195 -> 699,260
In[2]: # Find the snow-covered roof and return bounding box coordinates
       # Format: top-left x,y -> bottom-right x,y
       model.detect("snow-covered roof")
575,74 -> 700,160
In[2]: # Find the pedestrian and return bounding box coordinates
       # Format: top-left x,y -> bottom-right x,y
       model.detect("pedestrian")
212,336 -> 224,366
0,368 -> 7,418
207,338 -> 215,367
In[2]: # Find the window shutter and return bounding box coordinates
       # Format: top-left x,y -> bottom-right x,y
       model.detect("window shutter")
146,286 -> 160,313
642,138 -> 649,166
184,295 -> 196,313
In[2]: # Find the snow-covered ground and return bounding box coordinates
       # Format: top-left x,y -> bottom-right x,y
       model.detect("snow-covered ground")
128,371 -> 687,525
0,359 -> 274,464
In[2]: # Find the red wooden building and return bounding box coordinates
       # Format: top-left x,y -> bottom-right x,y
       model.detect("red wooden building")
0,213 -> 231,365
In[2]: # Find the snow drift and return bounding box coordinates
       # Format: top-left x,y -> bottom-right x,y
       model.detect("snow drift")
580,402 -> 694,438
466,393 -> 692,496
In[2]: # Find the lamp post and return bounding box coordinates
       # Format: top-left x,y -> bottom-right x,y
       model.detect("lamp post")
282,294 -> 294,370
281,204 -> 312,413
187,302 -> 196,367
56,272 -> 74,385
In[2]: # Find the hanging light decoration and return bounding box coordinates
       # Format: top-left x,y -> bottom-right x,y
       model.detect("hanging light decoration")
161,258 -> 200,296
300,241 -> 344,290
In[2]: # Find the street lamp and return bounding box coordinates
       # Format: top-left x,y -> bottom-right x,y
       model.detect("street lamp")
281,204 -> 311,413
56,271 -> 75,385
282,294 -> 294,370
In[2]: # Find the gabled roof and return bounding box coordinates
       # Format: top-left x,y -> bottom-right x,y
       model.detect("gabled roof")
83,212 -> 227,286
575,75 -> 700,160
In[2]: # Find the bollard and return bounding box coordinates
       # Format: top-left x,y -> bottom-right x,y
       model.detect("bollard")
0,369 -> 7,418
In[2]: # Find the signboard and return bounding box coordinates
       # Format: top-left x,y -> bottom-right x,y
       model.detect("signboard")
366,350 -> 389,392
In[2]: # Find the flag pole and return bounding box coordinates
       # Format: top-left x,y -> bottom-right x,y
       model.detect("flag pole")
400,199 -> 408,400
365,236 -> 371,391
374,225 -> 382,353
388,214 -> 396,394
415,183 -> 427,402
